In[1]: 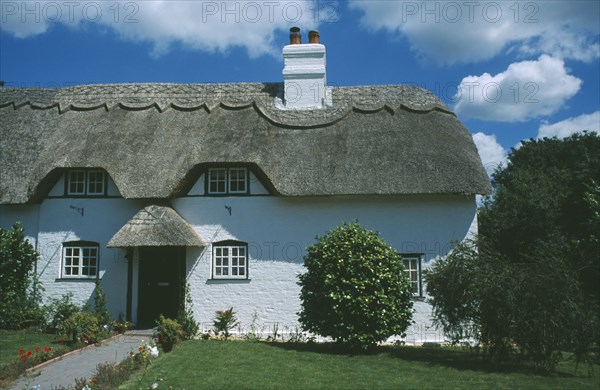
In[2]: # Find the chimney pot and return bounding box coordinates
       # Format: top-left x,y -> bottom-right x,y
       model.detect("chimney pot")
289,27 -> 301,45
308,30 -> 320,44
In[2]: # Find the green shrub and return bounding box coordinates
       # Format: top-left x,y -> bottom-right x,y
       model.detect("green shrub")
177,282 -> 199,340
213,308 -> 238,340
426,237 -> 599,370
45,293 -> 81,332
154,315 -> 183,352
0,222 -> 43,329
297,222 -> 414,350
58,311 -> 101,344
111,312 -> 131,334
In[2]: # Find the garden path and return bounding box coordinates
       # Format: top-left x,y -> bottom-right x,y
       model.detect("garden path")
10,330 -> 152,390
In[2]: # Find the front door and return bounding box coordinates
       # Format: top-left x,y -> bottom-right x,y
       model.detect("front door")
138,247 -> 184,328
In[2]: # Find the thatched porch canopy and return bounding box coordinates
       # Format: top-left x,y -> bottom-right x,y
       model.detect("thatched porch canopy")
107,205 -> 204,248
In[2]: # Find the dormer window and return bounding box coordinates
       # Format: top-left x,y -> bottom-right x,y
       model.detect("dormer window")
207,168 -> 248,195
67,169 -> 106,196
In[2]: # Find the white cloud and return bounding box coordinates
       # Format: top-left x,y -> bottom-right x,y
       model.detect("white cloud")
472,132 -> 507,176
538,111 -> 600,139
453,55 -> 581,122
348,1 -> 599,65
0,1 -> 335,57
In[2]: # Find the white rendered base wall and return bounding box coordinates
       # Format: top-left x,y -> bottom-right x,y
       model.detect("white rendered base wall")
1,194 -> 477,345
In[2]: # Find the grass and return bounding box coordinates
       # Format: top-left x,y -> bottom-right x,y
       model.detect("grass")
0,328 -> 82,388
123,340 -> 600,389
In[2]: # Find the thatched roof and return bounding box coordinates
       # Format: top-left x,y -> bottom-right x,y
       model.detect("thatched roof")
0,83 -> 491,204
107,205 -> 204,247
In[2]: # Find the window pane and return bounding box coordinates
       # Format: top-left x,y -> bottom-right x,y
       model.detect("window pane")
213,244 -> 247,278
229,168 -> 247,193
87,170 -> 105,195
402,257 -> 420,295
209,169 -> 227,194
68,170 -> 86,195
64,245 -> 97,277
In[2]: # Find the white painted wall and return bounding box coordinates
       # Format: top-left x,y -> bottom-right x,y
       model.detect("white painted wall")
173,194 -> 477,343
2,190 -> 477,344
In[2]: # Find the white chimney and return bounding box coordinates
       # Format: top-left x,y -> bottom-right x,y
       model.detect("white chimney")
282,28 -> 331,109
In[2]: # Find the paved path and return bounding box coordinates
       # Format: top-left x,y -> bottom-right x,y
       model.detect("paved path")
10,330 -> 152,390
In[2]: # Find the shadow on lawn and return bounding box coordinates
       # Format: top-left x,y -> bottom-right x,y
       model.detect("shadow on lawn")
264,341 -> 578,378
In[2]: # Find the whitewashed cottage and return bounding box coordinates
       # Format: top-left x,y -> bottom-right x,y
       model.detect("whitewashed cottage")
0,29 -> 490,343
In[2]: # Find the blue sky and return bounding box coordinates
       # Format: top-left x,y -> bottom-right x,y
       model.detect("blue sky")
1,1 -> 599,173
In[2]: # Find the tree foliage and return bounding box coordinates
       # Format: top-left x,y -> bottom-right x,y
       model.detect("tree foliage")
298,222 -> 413,350
480,132 -> 600,305
0,222 -> 43,329
426,133 -> 600,369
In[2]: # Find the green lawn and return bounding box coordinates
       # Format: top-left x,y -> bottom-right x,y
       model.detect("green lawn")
0,329 -> 73,388
123,340 -> 599,389
0,329 -> 68,367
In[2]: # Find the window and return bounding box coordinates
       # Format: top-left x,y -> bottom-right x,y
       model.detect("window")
207,168 -> 248,195
401,254 -> 423,296
212,241 -> 248,279
67,169 -> 106,196
62,242 -> 99,278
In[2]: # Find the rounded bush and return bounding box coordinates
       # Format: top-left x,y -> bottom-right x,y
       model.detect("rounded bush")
298,222 -> 413,350
154,315 -> 183,352
59,312 -> 101,344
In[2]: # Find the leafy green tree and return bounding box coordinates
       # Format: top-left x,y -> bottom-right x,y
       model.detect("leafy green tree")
298,222 -> 413,350
427,133 -> 600,370
0,222 -> 43,329
480,132 -> 600,305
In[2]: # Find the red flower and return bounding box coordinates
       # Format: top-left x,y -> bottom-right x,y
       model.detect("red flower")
18,349 -> 25,354
20,355 -> 26,360
60,338 -> 65,343
27,351 -> 32,356
138,346 -> 142,351
35,347 -> 41,352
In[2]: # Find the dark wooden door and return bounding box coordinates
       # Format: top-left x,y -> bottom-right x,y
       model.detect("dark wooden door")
138,247 -> 184,328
